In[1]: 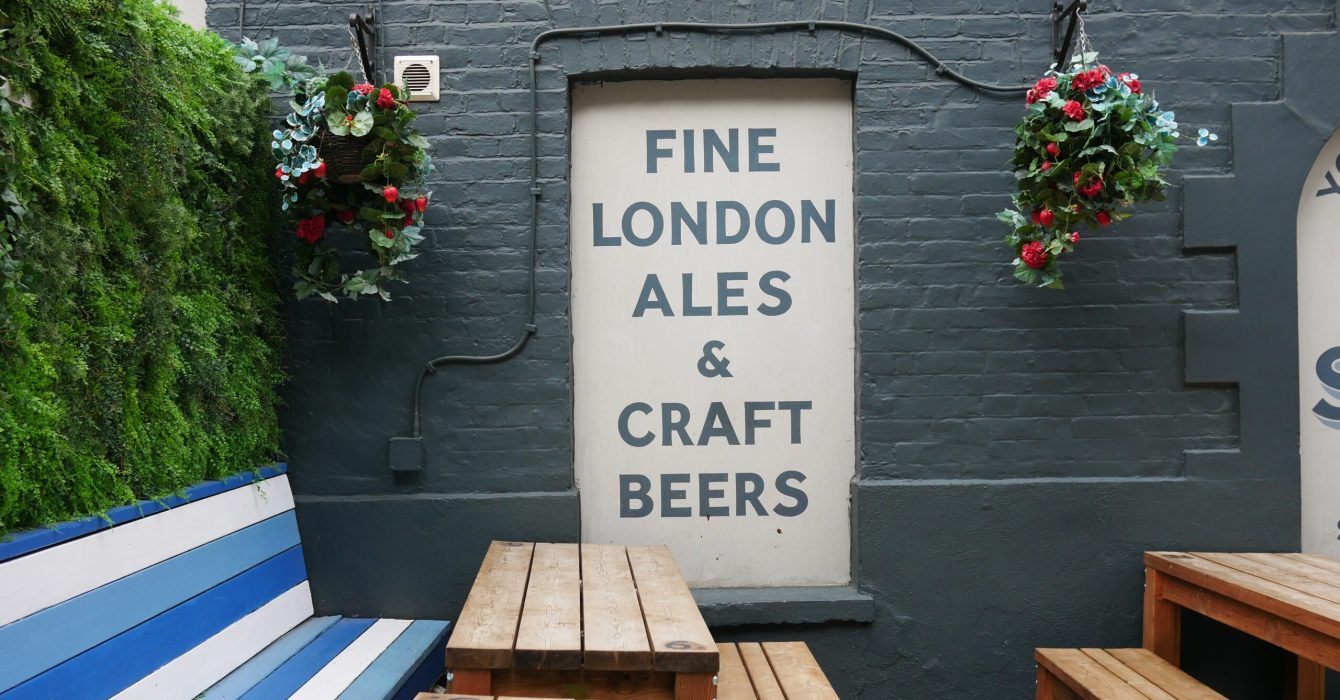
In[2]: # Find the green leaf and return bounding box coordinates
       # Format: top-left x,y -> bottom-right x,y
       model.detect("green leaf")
351,111 -> 374,137
326,111 -> 351,136
405,132 -> 430,150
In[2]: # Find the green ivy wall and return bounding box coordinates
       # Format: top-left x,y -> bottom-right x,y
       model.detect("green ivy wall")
0,0 -> 283,533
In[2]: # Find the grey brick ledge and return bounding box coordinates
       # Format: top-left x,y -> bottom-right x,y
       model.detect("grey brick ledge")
693,585 -> 875,626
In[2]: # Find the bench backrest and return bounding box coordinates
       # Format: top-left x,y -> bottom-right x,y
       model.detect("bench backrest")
0,467 -> 314,699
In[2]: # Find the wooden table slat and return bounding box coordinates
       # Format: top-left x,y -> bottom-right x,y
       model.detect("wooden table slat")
1197,553 -> 1340,609
716,643 -> 757,700
1145,552 -> 1340,640
1106,649 -> 1227,700
626,545 -> 718,673
763,641 -> 840,700
447,541 -> 536,669
738,642 -> 786,700
1038,648 -> 1154,700
1081,649 -> 1177,700
1280,552 -> 1340,578
513,543 -> 583,670
581,544 -> 653,671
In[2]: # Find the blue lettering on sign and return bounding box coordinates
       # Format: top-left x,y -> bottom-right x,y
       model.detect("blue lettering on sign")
1314,346 -> 1340,428
1317,153 -> 1340,197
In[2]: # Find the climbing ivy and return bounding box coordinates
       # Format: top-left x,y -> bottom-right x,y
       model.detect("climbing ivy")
0,0 -> 283,533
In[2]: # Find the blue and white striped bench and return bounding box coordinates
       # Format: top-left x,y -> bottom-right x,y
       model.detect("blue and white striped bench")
0,466 -> 449,700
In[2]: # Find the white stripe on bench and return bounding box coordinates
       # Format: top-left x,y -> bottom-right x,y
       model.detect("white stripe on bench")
109,581 -> 313,700
290,618 -> 413,700
0,475 -> 295,627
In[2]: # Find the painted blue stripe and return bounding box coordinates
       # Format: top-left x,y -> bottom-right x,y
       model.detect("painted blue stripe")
0,512 -> 302,693
338,620 -> 450,700
200,616 -> 341,700
0,464 -> 289,564
0,546 -> 307,700
389,627 -> 450,700
237,618 -> 375,700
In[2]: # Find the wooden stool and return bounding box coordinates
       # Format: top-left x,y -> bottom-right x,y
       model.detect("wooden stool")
717,642 -> 839,699
1035,648 -> 1226,699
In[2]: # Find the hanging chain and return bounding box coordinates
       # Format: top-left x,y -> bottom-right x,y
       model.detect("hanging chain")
1073,9 -> 1096,68
344,23 -> 369,83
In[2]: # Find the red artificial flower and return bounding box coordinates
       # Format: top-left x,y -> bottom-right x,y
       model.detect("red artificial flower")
297,173 -> 309,185
404,215 -> 414,227
1046,142 -> 1061,157
1076,175 -> 1103,198
353,83 -> 375,95
1035,76 -> 1058,96
1030,210 -> 1042,225
296,215 -> 326,244
1069,231 -> 1080,243
382,185 -> 399,203
1041,161 -> 1053,172
1096,211 -> 1112,226
384,228 -> 395,239
415,196 -> 428,213
1071,68 -> 1107,92
313,162 -> 327,179
376,87 -> 396,110
1118,72 -> 1141,94
336,209 -> 356,224
400,198 -> 415,215
1020,241 -> 1049,270
1038,209 -> 1055,227
274,167 -> 284,179
1063,100 -> 1086,121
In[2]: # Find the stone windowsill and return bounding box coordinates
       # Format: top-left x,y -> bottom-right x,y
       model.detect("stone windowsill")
692,585 -> 875,626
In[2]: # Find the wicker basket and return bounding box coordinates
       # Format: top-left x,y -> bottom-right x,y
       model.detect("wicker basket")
318,132 -> 372,184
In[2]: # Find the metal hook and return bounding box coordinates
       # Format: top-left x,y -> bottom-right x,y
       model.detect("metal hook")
349,10 -> 376,83
1051,0 -> 1087,68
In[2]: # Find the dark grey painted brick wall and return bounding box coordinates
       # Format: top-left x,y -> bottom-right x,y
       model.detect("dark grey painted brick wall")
202,0 -> 1337,696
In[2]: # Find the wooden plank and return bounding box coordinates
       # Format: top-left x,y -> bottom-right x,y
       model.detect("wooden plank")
0,474 -> 296,628
1196,553 -> 1340,608
202,616 -> 341,699
738,643 -> 785,700
514,544 -> 582,670
763,642 -> 839,700
448,669 -> 492,695
447,542 -> 536,669
0,512 -> 301,693
716,644 -> 756,700
1282,553 -> 1340,577
1143,567 -> 1181,666
491,668 -> 673,699
238,618 -> 376,700
1034,648 -> 1150,700
674,673 -> 715,700
581,544 -> 653,671
625,545 -> 717,673
1079,650 -> 1176,700
1146,552 -> 1340,640
290,618 -> 413,700
1037,664 -> 1083,700
110,582 -> 312,700
1158,574 -> 1340,670
336,619 -> 451,700
1107,648 -> 1227,700
1285,656 -> 1326,700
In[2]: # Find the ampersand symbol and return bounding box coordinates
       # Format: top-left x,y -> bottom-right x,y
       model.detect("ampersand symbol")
697,340 -> 733,378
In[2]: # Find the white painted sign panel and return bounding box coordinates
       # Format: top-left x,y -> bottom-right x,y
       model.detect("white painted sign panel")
1299,128 -> 1340,558
571,79 -> 856,588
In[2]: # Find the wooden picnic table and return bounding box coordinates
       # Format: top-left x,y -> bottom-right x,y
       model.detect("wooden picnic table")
1144,551 -> 1340,700
445,541 -> 718,700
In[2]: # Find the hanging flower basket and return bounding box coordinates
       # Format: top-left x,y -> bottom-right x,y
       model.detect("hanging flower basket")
997,52 -> 1216,289
316,131 -> 373,184
271,72 -> 435,302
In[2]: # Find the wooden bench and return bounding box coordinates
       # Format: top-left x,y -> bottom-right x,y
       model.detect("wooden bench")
717,642 -> 839,699
1035,648 -> 1225,699
446,541 -> 718,699
0,466 -> 450,699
